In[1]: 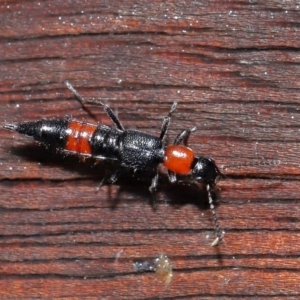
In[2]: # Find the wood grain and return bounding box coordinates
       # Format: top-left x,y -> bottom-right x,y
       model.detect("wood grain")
1,0 -> 300,299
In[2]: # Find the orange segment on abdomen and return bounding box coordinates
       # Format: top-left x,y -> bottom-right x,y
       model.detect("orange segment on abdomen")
65,120 -> 97,155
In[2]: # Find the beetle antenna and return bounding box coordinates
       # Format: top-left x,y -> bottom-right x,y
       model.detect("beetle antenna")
207,184 -> 224,246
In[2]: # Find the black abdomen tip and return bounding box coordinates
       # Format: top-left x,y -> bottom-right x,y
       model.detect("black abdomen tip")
2,123 -> 18,131
4,119 -> 69,149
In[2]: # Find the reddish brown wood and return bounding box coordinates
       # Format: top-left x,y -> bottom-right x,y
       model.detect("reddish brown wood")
1,0 -> 300,298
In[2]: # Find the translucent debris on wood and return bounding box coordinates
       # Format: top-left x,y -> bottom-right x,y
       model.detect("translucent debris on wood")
133,253 -> 173,285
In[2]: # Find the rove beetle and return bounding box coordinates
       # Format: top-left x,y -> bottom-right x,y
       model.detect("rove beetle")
3,81 -> 224,246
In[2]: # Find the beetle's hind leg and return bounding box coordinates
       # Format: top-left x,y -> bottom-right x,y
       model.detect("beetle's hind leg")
97,169 -> 122,190
65,81 -> 125,131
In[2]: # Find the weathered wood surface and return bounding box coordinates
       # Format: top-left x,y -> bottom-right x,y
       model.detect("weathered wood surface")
1,0 -> 300,299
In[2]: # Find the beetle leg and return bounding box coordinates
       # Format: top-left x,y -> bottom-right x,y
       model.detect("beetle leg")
167,171 -> 177,183
173,126 -> 197,145
97,169 -> 122,190
159,102 -> 178,140
65,80 -> 125,131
